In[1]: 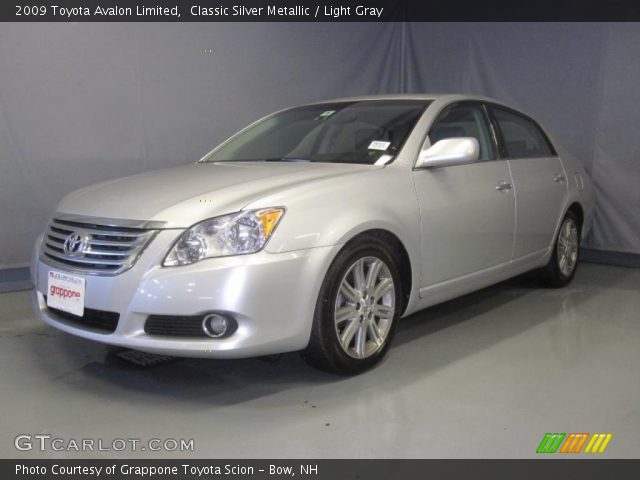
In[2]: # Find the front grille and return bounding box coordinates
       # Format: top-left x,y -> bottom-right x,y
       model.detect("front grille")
41,216 -> 159,275
145,315 -> 209,337
44,297 -> 119,333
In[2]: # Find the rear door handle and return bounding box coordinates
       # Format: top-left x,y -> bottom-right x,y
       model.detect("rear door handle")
496,181 -> 513,193
553,174 -> 566,183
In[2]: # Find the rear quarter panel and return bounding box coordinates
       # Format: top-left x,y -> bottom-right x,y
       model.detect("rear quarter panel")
558,149 -> 595,239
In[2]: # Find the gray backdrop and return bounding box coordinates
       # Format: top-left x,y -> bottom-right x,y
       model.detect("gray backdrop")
1,22 -> 638,269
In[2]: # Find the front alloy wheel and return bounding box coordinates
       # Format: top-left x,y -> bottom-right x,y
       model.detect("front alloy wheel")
335,256 -> 396,359
302,236 -> 402,374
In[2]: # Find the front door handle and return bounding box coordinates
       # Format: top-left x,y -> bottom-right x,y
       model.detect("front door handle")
553,174 -> 566,183
496,181 -> 513,193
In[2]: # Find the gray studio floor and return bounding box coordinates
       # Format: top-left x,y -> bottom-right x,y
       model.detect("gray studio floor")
0,263 -> 638,458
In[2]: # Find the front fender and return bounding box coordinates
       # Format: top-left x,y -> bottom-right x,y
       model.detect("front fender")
245,165 -> 422,299
253,168 -> 419,250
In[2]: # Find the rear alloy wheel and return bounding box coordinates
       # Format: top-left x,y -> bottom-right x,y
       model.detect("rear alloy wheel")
302,238 -> 402,374
540,211 -> 581,287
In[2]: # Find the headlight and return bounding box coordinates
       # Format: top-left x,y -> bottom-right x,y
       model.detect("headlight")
163,208 -> 285,266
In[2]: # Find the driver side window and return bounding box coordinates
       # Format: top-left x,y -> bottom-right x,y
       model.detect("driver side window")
428,104 -> 497,161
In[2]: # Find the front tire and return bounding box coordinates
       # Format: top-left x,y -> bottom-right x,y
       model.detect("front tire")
540,211 -> 581,287
302,236 -> 402,375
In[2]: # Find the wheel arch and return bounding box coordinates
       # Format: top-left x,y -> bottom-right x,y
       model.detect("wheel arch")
339,228 -> 413,316
567,201 -> 584,235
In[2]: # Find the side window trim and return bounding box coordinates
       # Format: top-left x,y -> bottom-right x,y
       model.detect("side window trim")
487,103 -> 558,159
481,103 -> 502,161
483,102 -> 507,159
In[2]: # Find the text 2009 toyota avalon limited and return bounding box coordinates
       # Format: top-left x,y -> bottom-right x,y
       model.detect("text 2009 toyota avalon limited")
31,95 -> 594,374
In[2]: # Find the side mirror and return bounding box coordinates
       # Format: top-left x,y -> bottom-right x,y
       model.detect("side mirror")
416,137 -> 479,169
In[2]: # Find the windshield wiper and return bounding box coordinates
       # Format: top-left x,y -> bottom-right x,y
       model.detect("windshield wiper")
265,157 -> 312,163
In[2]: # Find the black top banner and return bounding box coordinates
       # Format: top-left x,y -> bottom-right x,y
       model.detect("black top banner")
4,0 -> 640,22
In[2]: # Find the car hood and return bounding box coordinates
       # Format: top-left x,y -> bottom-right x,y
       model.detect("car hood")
57,161 -> 375,228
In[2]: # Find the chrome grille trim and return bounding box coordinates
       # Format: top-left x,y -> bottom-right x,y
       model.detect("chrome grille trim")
53,213 -> 167,230
40,216 -> 164,276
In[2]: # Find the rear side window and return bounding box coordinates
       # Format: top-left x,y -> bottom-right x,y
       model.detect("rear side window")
493,108 -> 554,159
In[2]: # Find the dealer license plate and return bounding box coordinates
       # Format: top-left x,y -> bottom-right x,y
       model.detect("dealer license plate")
46,270 -> 85,317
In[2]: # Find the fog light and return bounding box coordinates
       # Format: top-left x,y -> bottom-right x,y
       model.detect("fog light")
202,313 -> 229,338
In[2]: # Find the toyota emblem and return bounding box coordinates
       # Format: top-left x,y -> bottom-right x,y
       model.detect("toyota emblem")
63,231 -> 87,257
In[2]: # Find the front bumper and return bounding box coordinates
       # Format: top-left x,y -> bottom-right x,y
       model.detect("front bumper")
31,230 -> 339,358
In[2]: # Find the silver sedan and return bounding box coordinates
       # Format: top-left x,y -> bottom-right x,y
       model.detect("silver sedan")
31,94 -> 594,374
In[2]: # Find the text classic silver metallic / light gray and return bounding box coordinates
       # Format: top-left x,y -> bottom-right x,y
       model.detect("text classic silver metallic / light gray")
31,95 -> 594,374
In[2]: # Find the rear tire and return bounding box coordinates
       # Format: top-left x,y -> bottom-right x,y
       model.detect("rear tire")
302,235 -> 402,375
540,211 -> 581,288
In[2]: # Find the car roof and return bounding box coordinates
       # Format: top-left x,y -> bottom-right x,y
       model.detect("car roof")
305,93 -> 515,109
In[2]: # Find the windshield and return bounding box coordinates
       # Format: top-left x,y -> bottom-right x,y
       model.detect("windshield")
201,100 -> 430,165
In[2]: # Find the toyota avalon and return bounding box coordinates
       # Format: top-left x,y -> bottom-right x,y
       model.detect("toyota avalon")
31,95 -> 594,374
